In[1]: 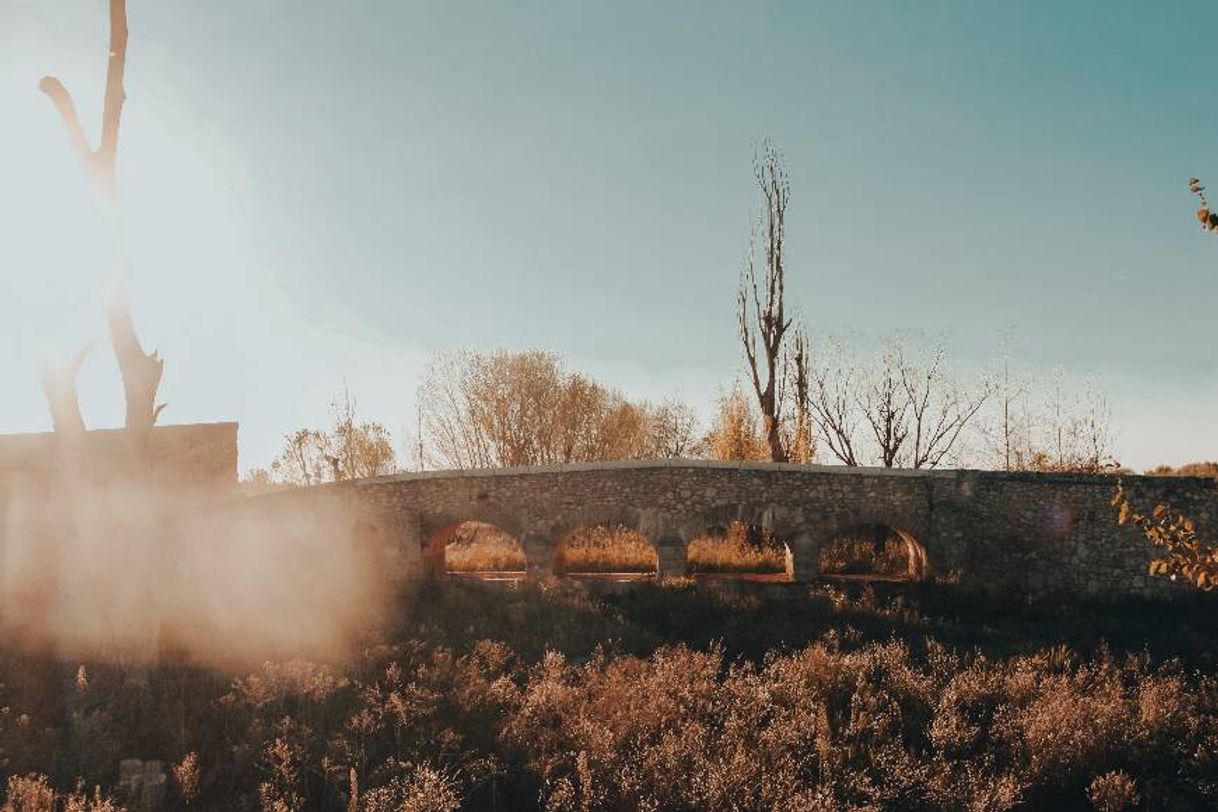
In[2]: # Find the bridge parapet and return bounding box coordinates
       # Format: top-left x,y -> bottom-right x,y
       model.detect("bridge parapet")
346,461 -> 1218,598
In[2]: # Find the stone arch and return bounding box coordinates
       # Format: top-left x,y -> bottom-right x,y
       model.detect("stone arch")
815,522 -> 930,582
553,522 -> 659,578
424,520 -> 527,579
685,520 -> 794,581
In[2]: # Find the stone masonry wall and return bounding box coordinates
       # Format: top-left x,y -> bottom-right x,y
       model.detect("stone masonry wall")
0,423 -> 239,491
348,460 -> 1218,599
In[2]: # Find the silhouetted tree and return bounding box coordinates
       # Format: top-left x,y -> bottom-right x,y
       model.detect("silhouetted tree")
38,0 -> 165,435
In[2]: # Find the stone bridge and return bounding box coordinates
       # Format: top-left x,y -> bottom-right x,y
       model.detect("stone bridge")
339,460 -> 1218,598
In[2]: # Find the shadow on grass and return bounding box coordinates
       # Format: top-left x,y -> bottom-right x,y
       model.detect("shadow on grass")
397,577 -> 1218,667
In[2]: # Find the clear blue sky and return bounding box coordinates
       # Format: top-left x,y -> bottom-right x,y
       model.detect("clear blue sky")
2,1 -> 1216,471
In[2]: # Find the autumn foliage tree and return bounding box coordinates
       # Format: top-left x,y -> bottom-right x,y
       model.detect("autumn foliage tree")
705,383 -> 769,461
270,388 -> 396,485
1146,461 -> 1218,477
419,349 -> 700,469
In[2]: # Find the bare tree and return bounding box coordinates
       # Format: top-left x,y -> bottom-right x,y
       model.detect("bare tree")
859,341 -> 910,468
810,339 -> 862,466
785,327 -> 815,463
738,139 -> 796,463
1030,373 -> 1114,473
986,340 -> 1033,471
39,0 -> 165,435
898,341 -> 990,469
812,336 -> 988,469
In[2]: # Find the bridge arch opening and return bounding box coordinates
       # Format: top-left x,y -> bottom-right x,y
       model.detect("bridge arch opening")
429,521 -> 527,579
555,524 -> 658,579
818,524 -> 928,582
686,521 -> 793,581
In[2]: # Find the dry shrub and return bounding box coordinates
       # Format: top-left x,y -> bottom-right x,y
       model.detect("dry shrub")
556,526 -> 657,574
359,764 -> 461,812
258,734 -> 306,812
443,523 -> 526,573
2,775 -> 122,812
504,641 -> 941,810
2,775 -> 54,812
63,785 -> 123,812
1,585 -> 1217,809
497,636 -> 1218,811
819,534 -> 911,578
686,522 -> 788,574
171,752 -> 199,806
1087,770 -> 1139,811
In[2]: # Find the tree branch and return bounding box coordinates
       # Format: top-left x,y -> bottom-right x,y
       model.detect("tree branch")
40,347 -> 91,436
107,291 -> 165,431
39,0 -> 127,203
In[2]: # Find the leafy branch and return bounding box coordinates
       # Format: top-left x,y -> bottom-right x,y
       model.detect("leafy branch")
1189,178 -> 1218,233
1113,482 -> 1218,590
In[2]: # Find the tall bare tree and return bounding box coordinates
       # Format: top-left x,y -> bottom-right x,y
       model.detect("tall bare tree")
39,0 -> 165,435
990,342 -> 1031,470
1029,371 -> 1114,473
738,139 -> 796,463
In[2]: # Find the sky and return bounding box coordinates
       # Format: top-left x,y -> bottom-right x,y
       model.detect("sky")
1,1 -> 1217,473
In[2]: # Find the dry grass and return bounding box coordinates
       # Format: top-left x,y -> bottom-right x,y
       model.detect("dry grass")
819,533 -> 912,578
443,522 -> 526,572
686,521 -> 788,574
2,583 -> 1218,809
557,525 -> 658,574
